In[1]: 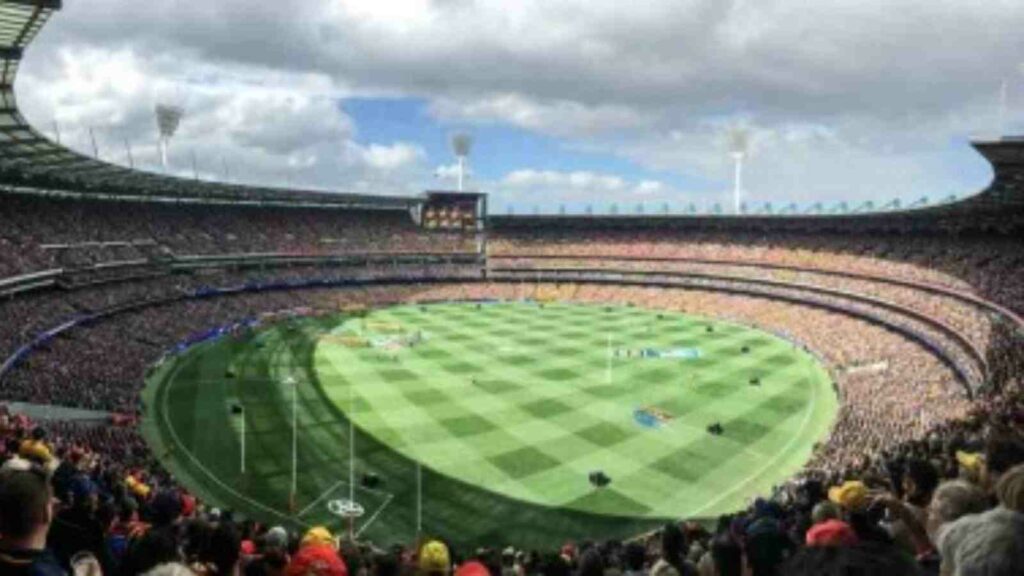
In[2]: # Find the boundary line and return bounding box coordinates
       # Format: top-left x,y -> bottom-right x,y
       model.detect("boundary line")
356,494 -> 394,538
684,363 -> 821,518
160,371 -> 312,528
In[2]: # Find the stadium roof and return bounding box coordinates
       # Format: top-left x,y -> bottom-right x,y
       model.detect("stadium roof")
1,0 -> 1023,230
0,0 -> 417,209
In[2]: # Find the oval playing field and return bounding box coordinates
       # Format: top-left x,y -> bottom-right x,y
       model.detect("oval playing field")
143,300 -> 837,548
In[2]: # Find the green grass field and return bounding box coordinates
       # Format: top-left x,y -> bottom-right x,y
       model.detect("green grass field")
142,300 -> 837,549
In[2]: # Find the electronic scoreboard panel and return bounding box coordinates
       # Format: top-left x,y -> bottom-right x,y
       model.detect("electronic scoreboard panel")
421,191 -> 486,232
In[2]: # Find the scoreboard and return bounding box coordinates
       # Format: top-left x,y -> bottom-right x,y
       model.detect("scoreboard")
420,191 -> 486,232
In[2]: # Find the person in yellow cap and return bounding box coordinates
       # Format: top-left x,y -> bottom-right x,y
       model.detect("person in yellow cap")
827,480 -> 869,511
956,451 -> 983,483
18,428 -> 52,464
418,540 -> 451,576
301,526 -> 337,548
287,526 -> 347,576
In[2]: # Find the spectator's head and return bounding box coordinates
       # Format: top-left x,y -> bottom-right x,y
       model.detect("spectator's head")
0,466 -> 53,548
659,522 -> 686,563
418,540 -> 451,576
287,527 -> 347,576
70,473 -> 99,511
622,541 -> 646,573
983,430 -> 1024,490
925,480 -> 988,544
538,552 -> 571,576
827,481 -> 869,512
782,542 -> 921,575
455,560 -> 491,576
264,525 -> 289,552
901,459 -> 939,507
709,534 -> 742,576
202,521 -> 241,576
810,501 -> 840,525
805,520 -> 858,548
371,550 -> 401,576
938,508 -> 1024,576
577,548 -> 603,576
994,463 -> 1024,513
126,527 -> 182,575
150,489 -> 183,527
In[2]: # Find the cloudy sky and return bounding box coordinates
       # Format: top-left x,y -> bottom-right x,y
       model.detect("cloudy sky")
17,0 -> 1024,213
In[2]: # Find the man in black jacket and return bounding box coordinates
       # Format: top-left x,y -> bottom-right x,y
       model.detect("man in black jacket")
47,474 -> 113,575
0,463 -> 65,576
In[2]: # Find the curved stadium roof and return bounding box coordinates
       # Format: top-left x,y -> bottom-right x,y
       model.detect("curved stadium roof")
1,0 -> 1022,232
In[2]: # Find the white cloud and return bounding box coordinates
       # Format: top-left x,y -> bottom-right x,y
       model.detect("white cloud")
353,142 -> 426,171
502,169 -> 629,192
17,44 -> 426,194
634,180 -> 664,195
430,94 -> 651,137
15,0 -> 1024,206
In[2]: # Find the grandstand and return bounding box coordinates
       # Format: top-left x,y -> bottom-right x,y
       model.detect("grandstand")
1,1 -> 1023,575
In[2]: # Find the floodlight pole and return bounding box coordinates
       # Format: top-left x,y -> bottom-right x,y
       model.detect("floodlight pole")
124,138 -> 135,169
457,156 -> 466,192
999,78 -> 1009,137
240,407 -> 246,474
732,152 -> 744,215
160,139 -> 168,171
52,120 -> 61,144
89,127 -> 99,159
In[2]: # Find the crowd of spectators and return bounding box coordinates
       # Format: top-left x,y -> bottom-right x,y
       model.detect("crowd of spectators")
489,229 -> 1024,316
1,389 -> 1022,575
2,199 -> 1024,574
0,194 -> 473,279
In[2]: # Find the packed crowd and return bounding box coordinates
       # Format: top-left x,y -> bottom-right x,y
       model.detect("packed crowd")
2,202 -> 1024,574
489,229 -> 1024,316
0,193 -> 474,280
491,231 -> 1024,394
0,266 -> 481,413
1,380 -> 1022,576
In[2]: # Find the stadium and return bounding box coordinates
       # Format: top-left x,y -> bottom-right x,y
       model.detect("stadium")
1,1 -> 1023,575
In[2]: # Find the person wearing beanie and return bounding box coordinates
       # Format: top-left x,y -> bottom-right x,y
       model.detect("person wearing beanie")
805,519 -> 859,548
286,526 -> 347,576
455,560 -> 491,576
419,540 -> 451,576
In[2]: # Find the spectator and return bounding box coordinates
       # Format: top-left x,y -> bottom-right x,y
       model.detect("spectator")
0,465 -> 64,576
286,527 -> 347,576
937,507 -> 1024,576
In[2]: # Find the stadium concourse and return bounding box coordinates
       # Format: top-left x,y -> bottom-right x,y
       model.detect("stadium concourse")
1,4 -> 1024,576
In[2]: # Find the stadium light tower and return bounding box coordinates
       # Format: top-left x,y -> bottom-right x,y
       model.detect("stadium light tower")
155,104 -> 185,171
728,127 -> 749,215
451,132 -> 473,192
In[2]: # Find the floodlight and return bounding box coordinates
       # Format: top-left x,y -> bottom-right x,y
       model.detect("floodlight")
155,104 -> 185,170
728,127 -> 749,215
450,132 -> 473,192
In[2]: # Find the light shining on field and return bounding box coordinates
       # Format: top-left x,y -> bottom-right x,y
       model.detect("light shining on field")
143,301 -> 837,549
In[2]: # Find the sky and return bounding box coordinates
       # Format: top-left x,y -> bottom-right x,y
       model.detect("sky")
16,0 -> 1024,214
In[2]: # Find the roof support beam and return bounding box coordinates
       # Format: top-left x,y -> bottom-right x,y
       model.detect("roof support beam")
0,48 -> 24,61
3,0 -> 62,8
